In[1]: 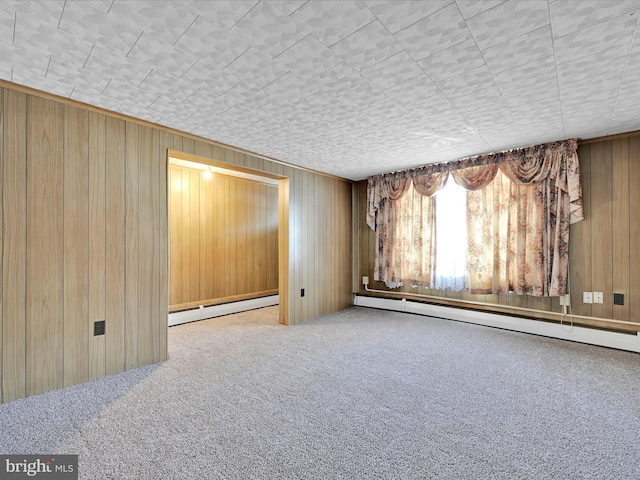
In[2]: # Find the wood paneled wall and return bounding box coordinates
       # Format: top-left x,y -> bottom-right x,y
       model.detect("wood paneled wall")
0,83 -> 352,404
354,132 -> 640,332
168,164 -> 278,308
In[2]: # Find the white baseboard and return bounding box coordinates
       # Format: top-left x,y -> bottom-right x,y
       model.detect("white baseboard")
354,295 -> 640,353
168,295 -> 279,327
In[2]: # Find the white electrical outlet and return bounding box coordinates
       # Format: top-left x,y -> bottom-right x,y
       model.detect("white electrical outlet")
362,276 -> 369,286
583,292 -> 593,304
559,294 -> 571,306
594,292 -> 603,304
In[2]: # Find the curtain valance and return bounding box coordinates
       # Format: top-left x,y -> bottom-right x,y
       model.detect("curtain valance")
367,139 -> 583,230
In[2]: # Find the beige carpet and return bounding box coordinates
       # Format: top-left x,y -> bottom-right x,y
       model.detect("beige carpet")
1,306 -> 639,479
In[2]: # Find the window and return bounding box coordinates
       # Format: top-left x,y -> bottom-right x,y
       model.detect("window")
434,178 -> 467,290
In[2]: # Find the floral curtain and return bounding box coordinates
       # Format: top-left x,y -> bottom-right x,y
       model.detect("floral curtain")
366,139 -> 582,296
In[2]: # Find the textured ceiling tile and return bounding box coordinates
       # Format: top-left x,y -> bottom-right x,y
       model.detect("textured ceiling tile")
436,64 -> 495,99
329,20 -> 403,70
418,38 -> 485,81
394,3 -> 471,60
455,0 -> 506,20
6,0 -> 64,27
554,12 -> 638,64
15,18 -> 94,65
173,15 -> 250,65
47,56 -> 111,95
336,83 -> 391,111
557,44 -> 629,90
187,0 -> 255,30
221,46 -> 289,90
220,80 -> 269,110
502,78 -> 560,108
466,0 -> 549,50
84,44 -> 152,86
260,71 -> 316,102
228,0 -> 307,58
364,0 -> 452,34
102,77 -> 160,106
493,55 -> 557,93
273,34 -> 340,80
57,7 -> 140,56
450,84 -> 506,114
108,0 -> 198,45
383,74 -> 440,103
290,0 -> 375,47
482,24 -> 553,74
0,42 -> 50,77
0,5 -> 16,43
561,87 -> 619,110
304,63 -> 369,99
138,70 -> 199,104
360,50 -> 424,91
549,0 -> 640,38
126,32 -> 198,79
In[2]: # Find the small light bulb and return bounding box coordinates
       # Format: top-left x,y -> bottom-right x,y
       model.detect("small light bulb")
202,169 -> 213,180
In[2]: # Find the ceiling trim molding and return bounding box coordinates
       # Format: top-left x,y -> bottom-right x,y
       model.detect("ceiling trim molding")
578,129 -> 640,145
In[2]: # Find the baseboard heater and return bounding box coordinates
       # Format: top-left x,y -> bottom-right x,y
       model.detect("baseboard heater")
354,295 -> 640,354
168,295 -> 279,327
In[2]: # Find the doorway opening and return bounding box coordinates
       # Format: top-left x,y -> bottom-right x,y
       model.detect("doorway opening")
166,150 -> 289,326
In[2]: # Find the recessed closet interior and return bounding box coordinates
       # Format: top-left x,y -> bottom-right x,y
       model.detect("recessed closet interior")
168,157 -> 279,312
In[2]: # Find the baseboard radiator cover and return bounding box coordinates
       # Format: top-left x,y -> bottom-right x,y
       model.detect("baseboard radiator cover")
354,295 -> 640,354
168,295 -> 279,327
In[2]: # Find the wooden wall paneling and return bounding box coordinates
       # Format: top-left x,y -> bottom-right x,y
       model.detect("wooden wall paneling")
88,112 -> 106,381
612,138 -> 630,321
258,184 -> 268,291
0,88 -> 3,403
179,168 -> 191,303
188,169 -> 200,302
2,90 -> 27,402
270,185 -> 279,289
223,149 -> 234,165
199,168 -> 213,300
228,175 -> 237,297
151,127 -> 162,362
63,105 -> 90,387
589,141 -> 613,319
137,126 -> 158,366
629,135 -> 640,324
172,134 -> 182,152
288,168 -> 300,323
246,181 -> 257,295
277,175 -> 289,325
214,172 -> 224,298
26,96 -> 64,396
329,177 -> 337,313
301,170 -> 312,321
124,121 -> 140,370
233,150 -> 245,166
158,132 -> 171,361
211,145 -> 225,163
236,178 -> 248,295
105,117 -> 126,376
181,137 -> 194,155
193,140 -> 212,160
169,166 -> 182,305
221,175 -> 231,297
570,144 -> 592,317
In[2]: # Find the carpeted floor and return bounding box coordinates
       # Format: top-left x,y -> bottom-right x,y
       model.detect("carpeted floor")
1,306 -> 639,479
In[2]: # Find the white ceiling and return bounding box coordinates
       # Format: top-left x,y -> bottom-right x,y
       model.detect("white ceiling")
1,0 -> 639,180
